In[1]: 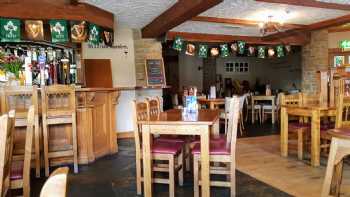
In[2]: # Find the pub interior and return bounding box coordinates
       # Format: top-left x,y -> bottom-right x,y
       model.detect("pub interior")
3,0 -> 350,197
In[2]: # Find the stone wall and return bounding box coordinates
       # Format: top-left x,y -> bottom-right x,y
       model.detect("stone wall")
133,29 -> 163,86
301,29 -> 329,93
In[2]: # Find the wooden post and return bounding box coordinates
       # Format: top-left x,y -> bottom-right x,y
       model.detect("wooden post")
311,109 -> 321,167
280,106 -> 288,157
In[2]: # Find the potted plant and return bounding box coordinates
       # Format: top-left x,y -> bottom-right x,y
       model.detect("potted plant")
0,51 -> 24,85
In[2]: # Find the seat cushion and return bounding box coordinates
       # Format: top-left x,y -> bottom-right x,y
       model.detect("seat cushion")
191,134 -> 226,145
156,135 -> 186,143
152,140 -> 184,155
10,161 -> 23,180
192,140 -> 230,155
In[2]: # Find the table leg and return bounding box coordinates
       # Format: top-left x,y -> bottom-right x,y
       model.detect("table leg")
281,107 -> 288,157
211,119 -> 220,138
142,125 -> 153,197
272,99 -> 275,124
311,110 -> 321,167
251,100 -> 255,124
200,126 -> 210,197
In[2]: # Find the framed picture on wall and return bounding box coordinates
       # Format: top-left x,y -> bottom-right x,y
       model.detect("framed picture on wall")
334,55 -> 345,67
144,54 -> 166,86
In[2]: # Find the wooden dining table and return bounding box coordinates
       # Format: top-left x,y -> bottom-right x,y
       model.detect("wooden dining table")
280,104 -> 336,167
197,98 -> 225,109
139,109 -> 220,197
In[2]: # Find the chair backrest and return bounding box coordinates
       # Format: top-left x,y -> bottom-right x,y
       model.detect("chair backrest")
41,85 -> 76,117
225,97 -> 240,151
0,86 -> 38,119
22,106 -> 35,191
147,97 -> 160,118
302,93 -> 321,106
238,94 -> 247,111
0,110 -> 15,197
335,86 -> 350,128
280,93 -> 302,107
132,100 -> 149,153
40,167 -> 69,197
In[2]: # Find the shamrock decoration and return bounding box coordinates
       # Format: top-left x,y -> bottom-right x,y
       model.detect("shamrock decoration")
257,46 -> 266,59
220,44 -> 229,57
198,45 -> 208,58
4,21 -> 17,37
52,22 -> 65,34
276,45 -> 285,58
237,41 -> 246,55
172,36 -> 184,51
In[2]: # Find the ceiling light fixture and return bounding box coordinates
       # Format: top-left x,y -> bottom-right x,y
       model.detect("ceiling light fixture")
258,15 -> 284,35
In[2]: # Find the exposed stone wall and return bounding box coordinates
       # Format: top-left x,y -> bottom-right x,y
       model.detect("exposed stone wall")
301,29 -> 329,93
133,29 -> 162,86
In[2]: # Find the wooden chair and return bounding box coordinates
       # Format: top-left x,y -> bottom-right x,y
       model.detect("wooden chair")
246,93 -> 262,124
0,110 -> 15,197
0,86 -> 41,178
41,85 -> 78,176
262,93 -> 282,123
192,96 -> 240,197
133,100 -> 184,197
281,93 -> 310,160
10,105 -> 35,197
322,91 -> 350,197
40,167 -> 69,197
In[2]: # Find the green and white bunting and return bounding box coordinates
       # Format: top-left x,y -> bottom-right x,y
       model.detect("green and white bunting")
257,46 -> 266,59
237,41 -> 246,55
0,18 -> 21,42
89,23 -> 101,45
172,36 -> 184,51
50,20 -> 68,43
220,44 -> 229,57
198,45 -> 208,58
276,45 -> 285,58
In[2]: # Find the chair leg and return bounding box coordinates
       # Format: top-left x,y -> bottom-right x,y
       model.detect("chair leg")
136,157 -> 142,195
259,109 -> 262,124
322,138 -> 339,197
193,155 -> 200,197
230,160 -> 236,197
34,117 -> 41,178
72,114 -> 79,173
169,156 -> 175,197
297,130 -> 303,160
42,118 -> 50,177
178,150 -> 184,186
185,143 -> 191,172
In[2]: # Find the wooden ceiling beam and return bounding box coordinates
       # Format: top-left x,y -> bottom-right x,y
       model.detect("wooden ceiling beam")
255,0 -> 350,11
191,16 -> 307,29
0,0 -> 114,29
167,31 -> 309,45
141,0 -> 223,38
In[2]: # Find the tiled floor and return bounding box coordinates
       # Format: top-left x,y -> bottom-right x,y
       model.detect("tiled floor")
30,122 -> 290,197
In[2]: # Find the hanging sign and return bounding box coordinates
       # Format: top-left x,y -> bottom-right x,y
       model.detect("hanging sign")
276,45 -> 285,58
172,36 -> 184,51
185,43 -> 196,56
247,46 -> 256,57
340,40 -> 350,49
0,18 -> 21,42
25,20 -> 44,40
210,48 -> 219,57
220,44 -> 229,57
237,41 -> 246,55
89,23 -> 101,45
102,30 -> 114,46
71,21 -> 88,42
257,46 -> 266,59
50,20 -> 68,43
198,45 -> 208,58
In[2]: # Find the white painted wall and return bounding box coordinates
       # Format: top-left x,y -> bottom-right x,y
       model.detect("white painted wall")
179,52 -> 203,91
328,31 -> 350,49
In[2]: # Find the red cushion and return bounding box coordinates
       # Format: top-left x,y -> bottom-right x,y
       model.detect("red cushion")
191,134 -> 227,144
157,135 -> 186,143
10,161 -> 23,180
192,140 -> 230,155
151,140 -> 184,155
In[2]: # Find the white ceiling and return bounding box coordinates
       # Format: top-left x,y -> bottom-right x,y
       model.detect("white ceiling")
82,0 -> 177,28
172,0 -> 350,37
317,0 -> 350,4
82,0 -> 350,37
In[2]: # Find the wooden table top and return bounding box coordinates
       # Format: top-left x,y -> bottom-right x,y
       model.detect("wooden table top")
197,98 -> 225,102
139,109 -> 220,125
252,95 -> 275,100
281,104 -> 336,111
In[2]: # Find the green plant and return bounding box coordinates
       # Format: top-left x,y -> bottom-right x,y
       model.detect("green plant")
2,54 -> 23,79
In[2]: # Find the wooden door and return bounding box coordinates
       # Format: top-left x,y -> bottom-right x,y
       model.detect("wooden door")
84,59 -> 113,88
203,57 -> 217,94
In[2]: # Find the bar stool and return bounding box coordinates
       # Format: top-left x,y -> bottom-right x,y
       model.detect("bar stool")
41,85 -> 78,176
0,86 -> 41,178
322,92 -> 350,197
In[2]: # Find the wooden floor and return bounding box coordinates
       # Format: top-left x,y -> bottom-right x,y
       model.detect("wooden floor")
236,135 -> 350,197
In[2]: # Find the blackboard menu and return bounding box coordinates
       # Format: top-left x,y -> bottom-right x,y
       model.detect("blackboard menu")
145,59 -> 166,86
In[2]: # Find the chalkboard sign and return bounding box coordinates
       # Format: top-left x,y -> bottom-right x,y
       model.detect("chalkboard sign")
145,58 -> 166,86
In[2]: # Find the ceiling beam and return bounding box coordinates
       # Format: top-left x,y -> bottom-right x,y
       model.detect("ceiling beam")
191,16 -> 307,29
255,0 -> 350,11
141,0 -> 223,38
0,0 -> 114,29
263,13 -> 350,41
167,31 -> 309,45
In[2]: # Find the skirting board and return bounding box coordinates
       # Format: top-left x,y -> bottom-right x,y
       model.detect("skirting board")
117,131 -> 134,139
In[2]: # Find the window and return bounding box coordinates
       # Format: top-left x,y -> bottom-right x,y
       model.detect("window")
225,62 -> 249,73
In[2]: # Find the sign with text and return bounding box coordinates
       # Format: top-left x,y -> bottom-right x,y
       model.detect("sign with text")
145,58 -> 166,86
